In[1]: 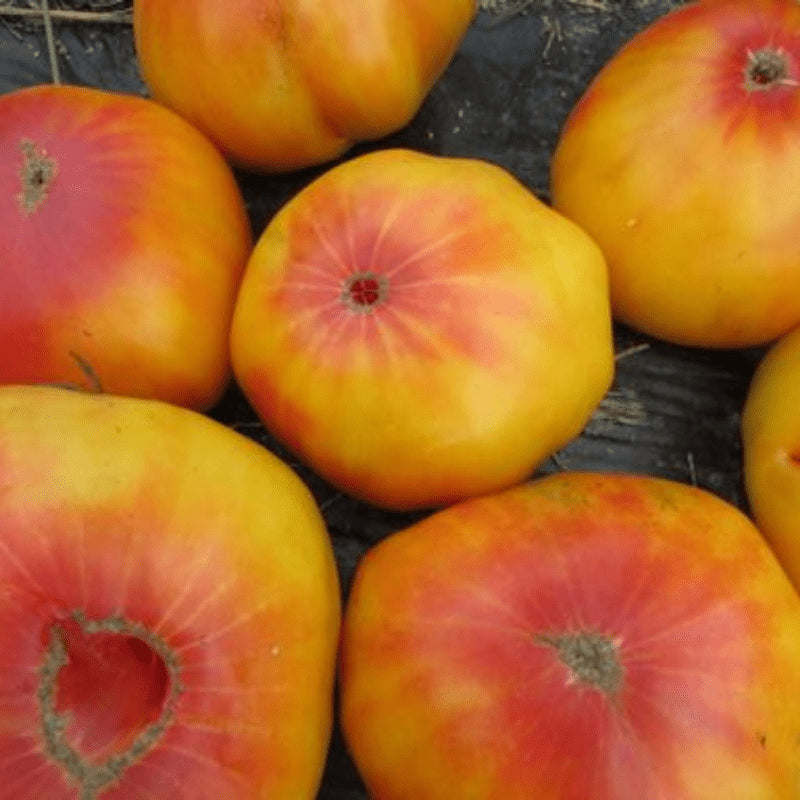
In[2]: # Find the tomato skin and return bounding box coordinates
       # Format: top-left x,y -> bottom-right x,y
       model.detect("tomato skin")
340,471 -> 800,799
742,325 -> 800,591
230,148 -> 614,511
0,384 -> 340,800
550,0 -> 800,348
0,85 -> 251,410
133,0 -> 477,171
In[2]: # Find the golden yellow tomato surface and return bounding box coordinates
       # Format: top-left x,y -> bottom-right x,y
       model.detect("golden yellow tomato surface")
230,148 -> 614,510
133,0 -> 477,171
551,0 -> 800,348
742,325 -> 800,590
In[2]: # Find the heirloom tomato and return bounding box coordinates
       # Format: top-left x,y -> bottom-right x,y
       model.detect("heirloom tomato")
742,324 -> 800,591
230,148 -> 614,511
341,472 -> 800,799
0,385 -> 340,800
132,0 -> 477,171
0,85 -> 251,410
551,0 -> 800,348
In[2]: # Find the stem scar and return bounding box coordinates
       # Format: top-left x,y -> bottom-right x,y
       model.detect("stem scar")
17,138 -> 58,216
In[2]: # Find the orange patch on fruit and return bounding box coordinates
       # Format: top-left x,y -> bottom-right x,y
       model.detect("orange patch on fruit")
275,184 -> 534,372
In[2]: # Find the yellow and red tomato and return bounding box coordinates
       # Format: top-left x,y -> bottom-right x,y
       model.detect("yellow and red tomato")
230,148 -> 614,510
0,84 -> 251,410
742,324 -> 800,590
0,385 -> 340,799
133,0 -> 478,172
340,472 -> 800,799
551,0 -> 800,348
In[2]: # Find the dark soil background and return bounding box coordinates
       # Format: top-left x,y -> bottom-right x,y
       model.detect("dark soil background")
0,2 -> 765,797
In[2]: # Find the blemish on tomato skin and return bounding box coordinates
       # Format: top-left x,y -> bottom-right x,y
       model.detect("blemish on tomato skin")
37,609 -> 182,789
16,138 -> 58,217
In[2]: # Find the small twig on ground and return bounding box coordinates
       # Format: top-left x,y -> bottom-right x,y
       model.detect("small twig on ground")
0,2 -> 133,84
479,0 -> 611,14
479,0 -> 536,25
564,0 -> 609,10
592,388 -> 647,426
41,0 -> 60,84
0,13 -> 25,39
479,0 -> 536,12
229,420 -> 264,431
0,4 -> 131,23
615,342 -> 651,361
541,15 -> 563,58
686,452 -> 697,486
319,493 -> 345,513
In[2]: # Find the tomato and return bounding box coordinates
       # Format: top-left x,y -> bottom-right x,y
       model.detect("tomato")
132,0 -> 477,171
340,471 -> 800,799
550,0 -> 800,348
0,384 -> 340,799
742,324 -> 800,591
230,148 -> 614,510
0,84 -> 252,410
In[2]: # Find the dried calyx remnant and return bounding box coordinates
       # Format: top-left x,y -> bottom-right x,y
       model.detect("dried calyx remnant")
17,138 -> 58,216
536,629 -> 624,696
744,47 -> 797,91
341,270 -> 390,314
37,610 -> 184,800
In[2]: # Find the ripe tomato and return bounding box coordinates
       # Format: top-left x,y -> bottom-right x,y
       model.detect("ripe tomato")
133,0 -> 477,171
0,385 -> 340,799
742,324 -> 800,590
341,472 -> 800,799
230,148 -> 614,510
551,0 -> 800,347
0,84 -> 251,410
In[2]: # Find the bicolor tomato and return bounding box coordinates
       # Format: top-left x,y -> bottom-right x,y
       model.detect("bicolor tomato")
0,385 -> 340,799
0,84 -> 251,410
133,0 -> 477,171
742,324 -> 800,590
551,0 -> 800,347
341,472 -> 800,799
230,148 -> 614,510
